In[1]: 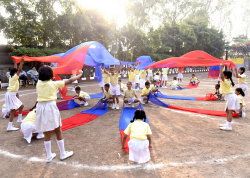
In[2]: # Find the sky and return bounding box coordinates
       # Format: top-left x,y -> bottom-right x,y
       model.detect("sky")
0,0 -> 248,45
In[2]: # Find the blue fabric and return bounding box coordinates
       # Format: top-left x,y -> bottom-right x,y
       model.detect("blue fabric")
51,53 -> 65,57
81,99 -> 108,115
68,100 -> 80,109
148,93 -> 169,107
135,56 -> 154,70
177,87 -> 189,89
27,70 -> 38,75
89,93 -> 104,98
95,65 -> 102,83
155,91 -> 197,100
210,65 -> 220,70
119,104 -> 149,130
122,61 -> 136,65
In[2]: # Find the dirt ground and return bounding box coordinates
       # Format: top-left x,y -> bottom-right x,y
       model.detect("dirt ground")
1,72 -> 250,178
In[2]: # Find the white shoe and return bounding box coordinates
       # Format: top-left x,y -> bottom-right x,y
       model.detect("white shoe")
7,126 -> 19,131
84,102 -> 89,106
36,133 -> 44,140
128,102 -> 131,105
219,123 -> 227,127
141,101 -> 145,105
47,153 -> 56,163
80,101 -> 85,105
220,126 -> 232,131
17,119 -> 22,123
116,105 -> 119,110
3,114 -> 6,119
112,104 -> 115,110
242,112 -> 246,118
60,151 -> 73,161
131,103 -> 134,108
165,86 -> 168,88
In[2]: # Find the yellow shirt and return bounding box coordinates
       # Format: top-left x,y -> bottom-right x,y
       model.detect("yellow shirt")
162,68 -> 169,75
147,69 -> 153,75
190,77 -> 197,80
171,80 -> 178,86
37,80 -> 65,102
140,70 -> 147,79
156,71 -> 161,76
124,120 -> 152,140
110,73 -> 120,86
221,79 -> 233,95
128,71 -> 136,82
7,74 -> 19,92
22,109 -> 36,123
238,95 -> 246,107
120,83 -> 127,89
154,75 -> 160,80
140,87 -> 151,96
2,104 -> 6,108
134,69 -> 139,75
78,91 -> 90,98
104,90 -> 112,99
150,84 -> 156,90
124,89 -> 136,98
102,70 -> 110,83
238,74 -> 247,84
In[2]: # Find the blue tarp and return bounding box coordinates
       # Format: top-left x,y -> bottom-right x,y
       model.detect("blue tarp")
81,99 -> 108,115
134,56 -> 154,70
148,93 -> 170,107
155,91 -> 197,100
89,93 -> 104,98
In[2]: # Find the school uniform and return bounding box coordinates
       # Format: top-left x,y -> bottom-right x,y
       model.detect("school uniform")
129,71 -> 136,88
177,72 -> 183,79
147,69 -> 153,81
162,68 -> 169,81
77,91 -> 90,101
238,94 -> 246,118
140,87 -> 151,102
124,89 -> 136,104
139,70 -> 147,88
104,90 -> 112,102
120,83 -> 127,96
171,80 -> 178,90
100,70 -> 110,88
190,77 -> 198,84
110,73 -> 120,96
238,74 -> 249,98
135,70 -> 140,84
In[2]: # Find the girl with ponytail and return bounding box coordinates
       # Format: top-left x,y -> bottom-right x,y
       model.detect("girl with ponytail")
235,88 -> 246,118
219,63 -> 240,131
232,67 -> 249,98
122,109 -> 152,163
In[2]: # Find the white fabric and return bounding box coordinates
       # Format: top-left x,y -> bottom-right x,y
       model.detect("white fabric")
127,97 -> 136,103
162,74 -> 168,81
140,96 -> 147,102
21,121 -> 42,143
238,83 -> 249,98
225,93 -> 240,111
110,84 -> 120,95
35,100 -> 62,132
171,86 -> 178,90
129,81 -> 135,89
99,80 -> 104,87
140,79 -> 146,88
57,139 -> 66,158
84,97 -> 91,101
177,73 -> 183,79
128,138 -> 150,163
2,107 -> 10,116
5,91 -> 22,110
242,106 -> 246,118
147,74 -> 153,81
135,75 -> 140,83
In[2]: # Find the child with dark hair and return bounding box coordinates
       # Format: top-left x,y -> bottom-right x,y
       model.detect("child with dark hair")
21,102 -> 44,143
233,67 -> 249,98
127,62 -> 136,89
123,81 -> 141,108
102,83 -> 113,107
5,58 -> 24,131
36,65 -> 83,162
219,64 -> 239,131
153,73 -> 160,83
122,109 -> 152,163
74,86 -> 90,106
140,81 -> 151,104
214,84 -> 225,100
235,88 -> 246,118
190,74 -> 200,85
134,69 -> 140,91
170,77 -> 181,90
150,80 -> 159,94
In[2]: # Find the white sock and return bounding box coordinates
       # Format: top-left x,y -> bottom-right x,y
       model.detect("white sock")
18,114 -> 22,120
8,122 -> 12,128
125,103 -> 128,107
57,139 -> 66,158
227,121 -> 231,127
44,141 -> 52,159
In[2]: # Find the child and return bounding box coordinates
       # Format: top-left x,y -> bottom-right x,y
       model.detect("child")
140,81 -> 151,104
127,62 -> 136,89
21,103 -> 44,143
170,77 -> 181,90
219,63 -> 239,131
99,65 -> 110,93
190,74 -> 200,85
153,73 -> 160,83
123,82 -> 141,108
2,103 -> 10,119
177,67 -> 184,84
5,58 -> 24,131
150,80 -> 159,94
119,79 -> 127,96
147,69 -> 153,84
122,109 -> 152,164
108,63 -> 122,110
162,67 -> 169,88
235,88 -> 246,118
74,86 -> 90,106
35,66 -> 83,162
139,70 -> 147,89
233,67 -> 249,98
214,84 -> 225,100
102,83 -> 113,107
135,69 -> 140,91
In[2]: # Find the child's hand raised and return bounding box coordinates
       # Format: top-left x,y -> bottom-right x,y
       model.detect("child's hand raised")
21,57 -> 25,62
220,63 -> 224,66
78,70 -> 83,75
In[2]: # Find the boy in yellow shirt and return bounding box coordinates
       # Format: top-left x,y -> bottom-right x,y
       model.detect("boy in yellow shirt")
140,81 -> 151,104
190,74 -> 200,85
119,79 -> 127,96
150,80 -> 159,94
123,81 -> 141,108
127,62 -> 136,89
170,77 -> 181,90
102,83 -> 113,107
74,86 -> 90,106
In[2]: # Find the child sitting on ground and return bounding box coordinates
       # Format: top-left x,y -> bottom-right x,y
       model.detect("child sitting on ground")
119,79 -> 127,96
122,109 -> 152,164
170,77 -> 181,90
140,81 -> 151,104
123,81 -> 141,108
150,80 -> 159,94
190,74 -> 200,85
214,84 -> 225,100
74,86 -> 90,106
21,102 -> 44,143
235,88 -> 246,118
102,83 -> 113,107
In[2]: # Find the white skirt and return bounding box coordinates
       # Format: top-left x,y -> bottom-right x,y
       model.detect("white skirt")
99,80 -> 104,87
162,74 -> 168,81
140,79 -> 146,88
238,83 -> 249,98
147,74 -> 153,81
21,121 -> 42,143
35,101 -> 62,132
5,91 -> 22,110
225,93 -> 240,111
128,138 -> 150,163
177,73 -> 183,79
135,75 -> 140,83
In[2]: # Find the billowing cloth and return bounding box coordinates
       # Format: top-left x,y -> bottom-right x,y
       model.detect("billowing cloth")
61,100 -> 108,131
89,93 -> 104,98
132,56 -> 154,70
56,99 -> 80,111
208,65 -> 220,79
155,91 -> 217,101
146,51 -> 236,69
177,82 -> 200,89
119,104 -> 149,153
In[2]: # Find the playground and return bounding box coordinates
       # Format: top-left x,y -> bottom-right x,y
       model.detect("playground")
0,71 -> 250,178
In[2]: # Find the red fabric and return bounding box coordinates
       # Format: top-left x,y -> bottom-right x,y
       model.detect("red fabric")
208,70 -> 220,79
15,110 -> 30,116
11,56 -> 60,64
178,67 -> 185,73
196,93 -> 217,101
120,130 -> 130,153
54,74 -> 73,99
146,51 -> 236,69
157,79 -> 163,86
186,82 -> 200,89
61,113 -> 99,131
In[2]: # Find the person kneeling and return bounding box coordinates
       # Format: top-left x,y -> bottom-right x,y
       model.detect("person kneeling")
140,82 -> 151,104
124,82 -> 141,108
74,87 -> 90,106
235,88 -> 246,118
214,84 -> 225,100
102,83 -> 113,107
170,77 -> 181,90
150,80 -> 159,94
